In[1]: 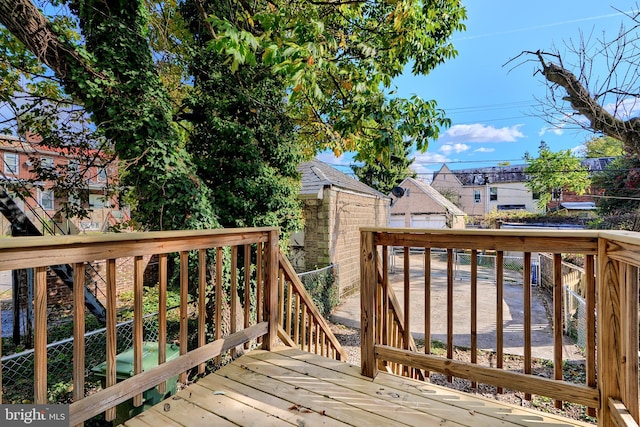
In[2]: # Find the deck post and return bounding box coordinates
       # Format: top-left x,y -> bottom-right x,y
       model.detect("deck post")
361,230 -> 377,378
597,237 -> 639,427
263,229 -> 279,350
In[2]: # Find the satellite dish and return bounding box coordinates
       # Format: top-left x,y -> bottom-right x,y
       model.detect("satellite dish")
391,186 -> 405,198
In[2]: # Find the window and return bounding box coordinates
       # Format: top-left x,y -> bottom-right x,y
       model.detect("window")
489,187 -> 498,201
473,190 -> 481,203
39,189 -> 54,210
89,194 -> 110,208
41,157 -> 54,170
4,153 -> 19,175
96,167 -> 108,183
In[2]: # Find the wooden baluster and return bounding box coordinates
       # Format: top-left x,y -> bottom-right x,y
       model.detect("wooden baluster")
315,323 -> 320,355
157,253 -> 168,394
585,254 -> 596,417
279,268 -> 285,332
621,264 -> 639,421
523,252 -> 532,401
382,246 -> 389,346
230,246 -> 238,359
361,230 -> 377,378
403,247 -> 411,361
307,312 -> 313,352
256,242 -> 263,344
286,277 -> 293,336
244,245 -> 251,349
496,251 -> 504,394
470,250 -> 478,389
0,273 -> 2,405
34,266 -> 47,404
105,259 -> 117,421
446,248 -> 453,382
215,247 -> 223,364
264,230 -> 279,350
294,292 -> 300,346
73,263 -> 86,427
301,304 -> 307,350
133,256 -> 144,407
424,248 -> 431,378
553,253 -> 563,409
198,249 -> 207,373
179,251 -> 189,382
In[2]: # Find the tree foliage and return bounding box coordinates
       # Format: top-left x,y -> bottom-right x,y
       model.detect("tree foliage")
524,143 -> 591,210
206,0 -> 466,161
581,136 -> 624,158
183,0 -> 303,240
0,0 -> 466,231
592,155 -> 640,215
352,139 -> 416,194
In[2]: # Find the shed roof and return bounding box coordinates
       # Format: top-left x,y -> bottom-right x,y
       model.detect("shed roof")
400,177 -> 466,216
298,160 -> 389,199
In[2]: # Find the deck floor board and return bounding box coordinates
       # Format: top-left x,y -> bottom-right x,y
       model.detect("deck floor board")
123,347 -> 593,427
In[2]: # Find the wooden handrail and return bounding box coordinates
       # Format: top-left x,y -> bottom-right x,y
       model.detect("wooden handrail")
361,228 -> 640,427
0,227 -> 282,425
277,252 -> 347,361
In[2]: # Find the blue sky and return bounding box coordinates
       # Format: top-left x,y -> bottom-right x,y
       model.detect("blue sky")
318,1 -> 633,179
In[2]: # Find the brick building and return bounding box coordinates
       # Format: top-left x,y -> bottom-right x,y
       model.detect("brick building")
292,160 -> 390,297
0,134 -> 127,234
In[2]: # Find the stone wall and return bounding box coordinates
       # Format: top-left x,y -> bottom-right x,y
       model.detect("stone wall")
301,188 -> 389,298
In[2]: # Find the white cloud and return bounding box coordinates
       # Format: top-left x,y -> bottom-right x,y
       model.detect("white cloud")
604,97 -> 640,119
315,151 -> 353,166
440,124 -> 524,143
411,151 -> 450,175
440,143 -> 470,155
571,144 -> 586,156
474,147 -> 495,153
538,125 -> 564,137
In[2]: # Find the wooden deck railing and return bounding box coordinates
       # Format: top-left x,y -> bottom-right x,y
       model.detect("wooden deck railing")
0,227 -> 344,426
361,228 -> 640,427
277,253 -> 347,360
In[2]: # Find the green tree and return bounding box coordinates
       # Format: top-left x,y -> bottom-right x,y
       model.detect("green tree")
592,156 -> 640,215
582,136 -> 624,158
524,143 -> 591,210
352,140 -> 416,194
204,0 -> 466,161
183,1 -> 303,240
0,0 -> 466,230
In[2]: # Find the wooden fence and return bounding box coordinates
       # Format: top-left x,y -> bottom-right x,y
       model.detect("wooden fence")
361,228 -> 639,427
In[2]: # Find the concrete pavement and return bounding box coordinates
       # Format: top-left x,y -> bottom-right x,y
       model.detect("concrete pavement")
330,252 -> 583,361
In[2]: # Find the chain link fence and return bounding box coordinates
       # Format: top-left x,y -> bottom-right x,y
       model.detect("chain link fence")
1,308 -> 178,400
1,266 -> 335,401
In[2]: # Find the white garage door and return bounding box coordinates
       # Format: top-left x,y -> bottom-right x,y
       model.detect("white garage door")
389,216 -> 405,228
410,214 -> 446,229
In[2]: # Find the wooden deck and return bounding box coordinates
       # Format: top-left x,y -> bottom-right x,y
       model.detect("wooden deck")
122,347 -> 593,427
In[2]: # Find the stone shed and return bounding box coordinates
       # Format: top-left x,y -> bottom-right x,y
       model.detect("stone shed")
291,160 -> 390,297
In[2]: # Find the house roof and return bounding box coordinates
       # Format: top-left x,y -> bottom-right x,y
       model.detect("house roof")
442,157 -> 616,185
298,160 -> 389,199
400,177 -> 466,216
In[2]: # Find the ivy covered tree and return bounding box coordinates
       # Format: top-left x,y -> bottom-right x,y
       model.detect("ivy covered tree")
524,142 -> 591,210
0,0 -> 467,231
352,140 -> 416,194
183,1 -> 303,240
